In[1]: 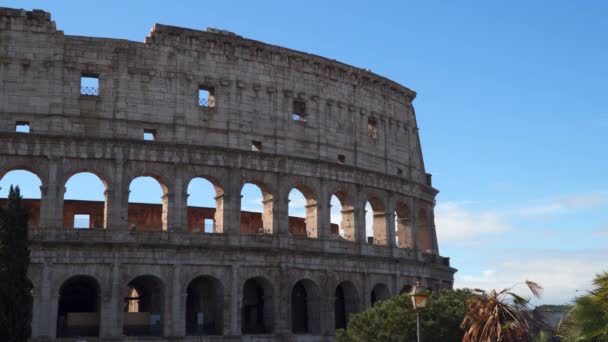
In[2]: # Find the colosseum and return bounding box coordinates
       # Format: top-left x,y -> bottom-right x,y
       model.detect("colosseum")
0,7 -> 455,341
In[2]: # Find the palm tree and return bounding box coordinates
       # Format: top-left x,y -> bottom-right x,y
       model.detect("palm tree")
461,280 -> 543,342
559,272 -> 608,342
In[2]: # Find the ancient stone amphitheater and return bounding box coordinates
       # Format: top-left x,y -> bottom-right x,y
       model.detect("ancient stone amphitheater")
0,7 -> 455,341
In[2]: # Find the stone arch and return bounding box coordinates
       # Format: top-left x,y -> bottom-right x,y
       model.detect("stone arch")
240,180 -> 274,235
241,276 -> 274,334
400,283 -> 413,295
334,281 -> 359,330
291,278 -> 321,334
127,174 -> 170,231
56,275 -> 100,337
123,274 -> 165,336
328,186 -> 356,241
364,193 -> 387,245
371,283 -> 390,306
186,175 -> 224,233
395,199 -> 413,248
0,168 -> 43,228
63,171 -> 109,229
417,208 -> 432,251
185,275 -> 224,335
287,184 -> 318,238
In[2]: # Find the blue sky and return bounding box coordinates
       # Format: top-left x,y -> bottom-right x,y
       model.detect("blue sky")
1,0 -> 607,304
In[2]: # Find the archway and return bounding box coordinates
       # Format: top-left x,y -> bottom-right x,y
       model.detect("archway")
187,177 -> 223,233
241,277 -> 274,334
371,283 -> 390,306
185,276 -> 223,335
128,176 -> 168,231
365,197 -> 387,245
123,275 -> 164,336
329,191 -> 354,241
395,201 -> 412,248
240,183 -> 273,234
64,172 -> 107,229
334,281 -> 358,330
56,275 -> 100,337
291,279 -> 321,334
0,169 -> 42,228
288,186 -> 318,238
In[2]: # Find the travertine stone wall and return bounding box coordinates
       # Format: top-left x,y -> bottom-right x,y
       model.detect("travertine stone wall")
0,7 -> 455,341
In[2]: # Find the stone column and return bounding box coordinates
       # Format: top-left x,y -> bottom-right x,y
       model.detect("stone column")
354,203 -> 367,244
171,264 -> 185,337
305,202 -> 319,238
42,158 -> 64,228
223,170 -> 241,236
30,263 -> 49,338
263,197 -> 276,235
228,265 -> 241,335
105,261 -> 122,338
316,186 -> 330,240
214,193 -> 225,233
171,169 -> 188,231
372,212 -> 388,245
106,159 -> 128,229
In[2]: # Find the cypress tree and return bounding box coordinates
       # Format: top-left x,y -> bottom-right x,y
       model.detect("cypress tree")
0,185 -> 33,342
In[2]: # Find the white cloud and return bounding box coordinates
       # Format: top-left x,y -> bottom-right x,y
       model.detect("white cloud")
455,249 -> 608,304
435,202 -> 512,243
516,192 -> 608,216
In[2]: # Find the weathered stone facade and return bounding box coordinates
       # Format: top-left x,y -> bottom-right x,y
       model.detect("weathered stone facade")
0,7 -> 455,341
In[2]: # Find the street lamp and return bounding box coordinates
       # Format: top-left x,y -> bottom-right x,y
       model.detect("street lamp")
410,281 -> 429,342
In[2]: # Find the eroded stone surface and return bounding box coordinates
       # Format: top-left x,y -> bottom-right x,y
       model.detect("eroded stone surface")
0,7 -> 455,341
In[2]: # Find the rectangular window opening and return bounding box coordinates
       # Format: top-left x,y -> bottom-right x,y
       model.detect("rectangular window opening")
337,154 -> 346,164
143,129 -> 157,141
368,117 -> 378,140
199,86 -> 216,108
204,219 -> 214,233
292,100 -> 307,122
251,140 -> 262,152
74,214 -> 91,229
80,74 -> 99,96
15,121 -> 30,133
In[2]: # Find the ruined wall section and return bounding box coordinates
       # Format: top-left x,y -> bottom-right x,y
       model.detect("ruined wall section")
0,10 -> 429,185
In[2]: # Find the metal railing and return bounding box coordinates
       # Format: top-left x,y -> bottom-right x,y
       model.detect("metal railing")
80,86 -> 99,96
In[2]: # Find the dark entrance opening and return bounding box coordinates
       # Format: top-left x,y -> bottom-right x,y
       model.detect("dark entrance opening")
56,275 -> 100,337
241,277 -> 273,334
186,276 -> 223,335
123,275 -> 163,336
291,282 -> 308,333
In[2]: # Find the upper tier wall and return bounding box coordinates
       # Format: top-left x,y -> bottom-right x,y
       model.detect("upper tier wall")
0,7 -> 430,184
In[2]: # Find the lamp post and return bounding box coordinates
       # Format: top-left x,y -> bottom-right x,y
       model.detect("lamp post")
409,281 -> 429,342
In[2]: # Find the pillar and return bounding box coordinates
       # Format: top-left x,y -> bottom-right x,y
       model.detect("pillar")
106,159 -> 128,229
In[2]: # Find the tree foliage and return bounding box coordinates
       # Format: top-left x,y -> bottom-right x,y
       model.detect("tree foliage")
0,186 -> 33,342
336,288 -> 472,342
461,280 -> 543,342
559,272 -> 608,342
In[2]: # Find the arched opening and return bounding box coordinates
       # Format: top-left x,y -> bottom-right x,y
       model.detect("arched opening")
240,183 -> 273,235
395,201 -> 412,248
334,281 -> 358,331
187,177 -> 224,233
291,279 -> 321,334
241,277 -> 274,334
0,169 -> 42,228
417,208 -> 432,251
56,275 -> 100,337
365,197 -> 387,245
288,186 -> 318,238
330,191 -> 354,241
186,276 -> 223,335
371,283 -> 390,306
128,176 -> 168,231
123,275 -> 164,336
64,172 -> 107,229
